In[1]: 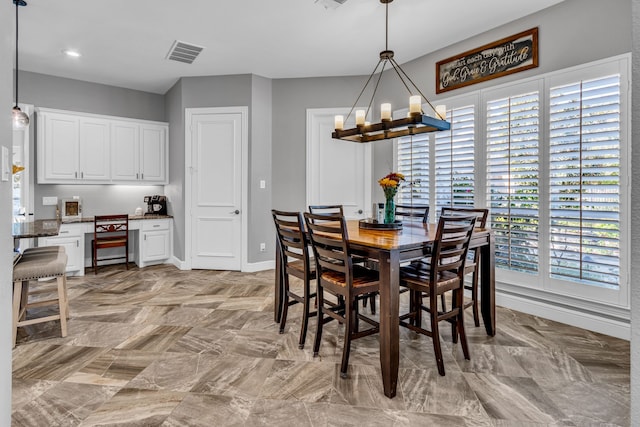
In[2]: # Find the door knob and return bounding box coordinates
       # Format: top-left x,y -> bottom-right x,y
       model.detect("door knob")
230,209 -> 240,215
358,209 -> 363,214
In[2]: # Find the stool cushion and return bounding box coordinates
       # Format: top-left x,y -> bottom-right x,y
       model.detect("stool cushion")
13,250 -> 67,281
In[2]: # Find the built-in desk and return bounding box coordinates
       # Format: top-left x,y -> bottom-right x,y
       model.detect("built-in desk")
36,215 -> 173,276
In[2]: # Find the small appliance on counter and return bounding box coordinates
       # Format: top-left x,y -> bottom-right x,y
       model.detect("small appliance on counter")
144,195 -> 167,216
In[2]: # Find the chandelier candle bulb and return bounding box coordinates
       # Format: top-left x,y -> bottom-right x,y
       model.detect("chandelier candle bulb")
409,96 -> 422,114
334,115 -> 344,130
356,110 -> 366,126
381,103 -> 392,121
435,105 -> 447,120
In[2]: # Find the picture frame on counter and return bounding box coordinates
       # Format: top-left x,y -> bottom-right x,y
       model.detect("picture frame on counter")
61,198 -> 82,222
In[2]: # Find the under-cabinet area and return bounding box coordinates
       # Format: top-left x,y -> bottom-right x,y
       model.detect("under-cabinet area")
36,108 -> 168,185
38,216 -> 172,276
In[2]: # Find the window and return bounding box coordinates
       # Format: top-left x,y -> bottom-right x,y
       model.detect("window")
548,75 -> 621,289
486,91 -> 540,274
394,55 -> 629,308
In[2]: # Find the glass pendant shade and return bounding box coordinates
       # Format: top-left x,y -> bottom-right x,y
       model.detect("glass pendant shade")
12,106 -> 29,130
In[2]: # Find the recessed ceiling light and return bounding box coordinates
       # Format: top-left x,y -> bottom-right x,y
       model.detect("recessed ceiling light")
62,49 -> 81,58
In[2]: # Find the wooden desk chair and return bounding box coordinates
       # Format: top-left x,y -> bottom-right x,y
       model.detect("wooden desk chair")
440,206 -> 489,327
272,210 -> 317,349
395,204 -> 429,223
304,212 -> 380,379
399,214 -> 476,376
92,214 -> 129,274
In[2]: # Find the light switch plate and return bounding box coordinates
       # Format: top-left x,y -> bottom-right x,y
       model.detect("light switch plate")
259,180 -> 266,189
43,196 -> 58,206
1,146 -> 9,182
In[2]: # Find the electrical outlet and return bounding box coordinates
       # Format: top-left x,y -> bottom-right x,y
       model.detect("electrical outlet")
260,243 -> 266,252
43,196 -> 58,206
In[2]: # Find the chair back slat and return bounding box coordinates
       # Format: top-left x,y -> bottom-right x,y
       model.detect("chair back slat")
304,212 -> 352,281
94,214 -> 129,238
395,204 -> 429,223
272,210 -> 311,272
440,207 -> 489,227
308,205 -> 344,216
430,214 -> 476,281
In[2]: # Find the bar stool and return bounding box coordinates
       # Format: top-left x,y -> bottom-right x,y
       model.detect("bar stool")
12,246 -> 69,347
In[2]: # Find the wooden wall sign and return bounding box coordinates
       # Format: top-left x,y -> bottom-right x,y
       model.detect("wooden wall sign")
436,27 -> 538,94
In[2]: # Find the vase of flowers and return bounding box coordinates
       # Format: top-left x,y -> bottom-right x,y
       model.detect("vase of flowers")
378,172 -> 405,224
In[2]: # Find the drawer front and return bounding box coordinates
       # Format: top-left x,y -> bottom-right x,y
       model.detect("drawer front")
142,219 -> 169,231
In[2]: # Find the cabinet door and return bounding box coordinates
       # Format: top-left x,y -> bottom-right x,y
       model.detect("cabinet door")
41,113 -> 79,181
79,118 -> 111,181
111,121 -> 140,181
140,124 -> 167,182
39,234 -> 84,275
142,230 -> 170,262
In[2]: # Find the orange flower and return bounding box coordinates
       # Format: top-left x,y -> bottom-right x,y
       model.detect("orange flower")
379,172 -> 405,198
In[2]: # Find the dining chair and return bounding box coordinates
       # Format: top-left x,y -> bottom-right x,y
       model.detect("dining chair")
399,213 -> 476,376
395,204 -> 429,223
309,204 -> 378,314
304,211 -> 380,378
440,206 -> 489,327
92,214 -> 129,274
272,209 -> 317,349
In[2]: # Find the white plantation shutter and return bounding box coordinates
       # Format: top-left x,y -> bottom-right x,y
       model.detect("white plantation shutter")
397,133 -> 429,205
434,105 -> 476,212
397,105 -> 475,210
486,91 -> 540,274
548,75 -> 621,289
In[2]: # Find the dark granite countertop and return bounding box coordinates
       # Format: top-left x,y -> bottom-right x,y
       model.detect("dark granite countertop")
60,214 -> 173,224
12,219 -> 61,239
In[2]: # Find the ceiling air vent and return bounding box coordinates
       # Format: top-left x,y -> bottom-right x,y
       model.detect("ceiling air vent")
166,40 -> 204,64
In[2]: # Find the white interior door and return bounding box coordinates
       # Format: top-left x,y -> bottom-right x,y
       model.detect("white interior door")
307,108 -> 371,218
188,108 -> 246,270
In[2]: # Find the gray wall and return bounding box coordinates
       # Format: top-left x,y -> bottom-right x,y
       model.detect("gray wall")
631,0 -> 639,423
1,1 -> 13,423
18,71 -> 167,220
271,75 -> 368,211
249,75 -> 273,262
164,79 -> 185,259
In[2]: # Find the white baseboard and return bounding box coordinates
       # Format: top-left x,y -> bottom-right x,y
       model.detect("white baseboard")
496,291 -> 630,340
169,256 -> 188,270
243,260 -> 275,273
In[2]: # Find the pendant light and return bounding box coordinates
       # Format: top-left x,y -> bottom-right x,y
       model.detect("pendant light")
332,0 -> 449,143
12,0 -> 29,130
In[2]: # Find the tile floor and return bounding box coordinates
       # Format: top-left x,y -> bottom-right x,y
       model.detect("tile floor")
11,265 -> 630,426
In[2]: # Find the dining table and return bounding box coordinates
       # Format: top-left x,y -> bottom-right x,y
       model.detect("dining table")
274,218 -> 495,399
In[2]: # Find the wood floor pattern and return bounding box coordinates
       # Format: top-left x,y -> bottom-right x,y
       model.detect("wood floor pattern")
11,264 -> 630,426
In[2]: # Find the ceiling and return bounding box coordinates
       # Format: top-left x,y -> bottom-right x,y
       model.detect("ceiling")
14,0 -> 566,94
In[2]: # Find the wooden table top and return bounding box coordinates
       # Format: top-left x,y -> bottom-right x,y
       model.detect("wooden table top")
345,219 -> 490,251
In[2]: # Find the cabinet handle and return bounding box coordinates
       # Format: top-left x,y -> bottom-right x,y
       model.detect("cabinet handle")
153,225 -> 160,228
141,173 -> 144,180
75,171 -> 78,178
76,240 -> 79,247
136,173 -> 139,179
144,235 -> 147,241
60,230 -> 69,234
81,171 -> 84,179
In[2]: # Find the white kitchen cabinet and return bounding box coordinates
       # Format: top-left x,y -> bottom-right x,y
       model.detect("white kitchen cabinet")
111,122 -> 168,184
38,111 -> 111,183
139,219 -> 171,266
39,224 -> 85,276
37,108 -> 168,185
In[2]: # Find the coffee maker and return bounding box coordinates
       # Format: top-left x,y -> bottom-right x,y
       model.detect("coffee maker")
144,195 -> 167,216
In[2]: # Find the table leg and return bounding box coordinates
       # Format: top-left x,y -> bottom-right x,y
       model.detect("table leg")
480,233 -> 496,336
378,250 -> 400,398
274,240 -> 283,323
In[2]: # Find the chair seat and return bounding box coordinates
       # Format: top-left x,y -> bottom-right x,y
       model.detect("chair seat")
400,268 -> 460,293
95,236 -> 128,245
321,265 -> 379,289
287,259 -> 316,275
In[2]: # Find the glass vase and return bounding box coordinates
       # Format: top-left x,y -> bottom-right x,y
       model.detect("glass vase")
384,196 -> 396,224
